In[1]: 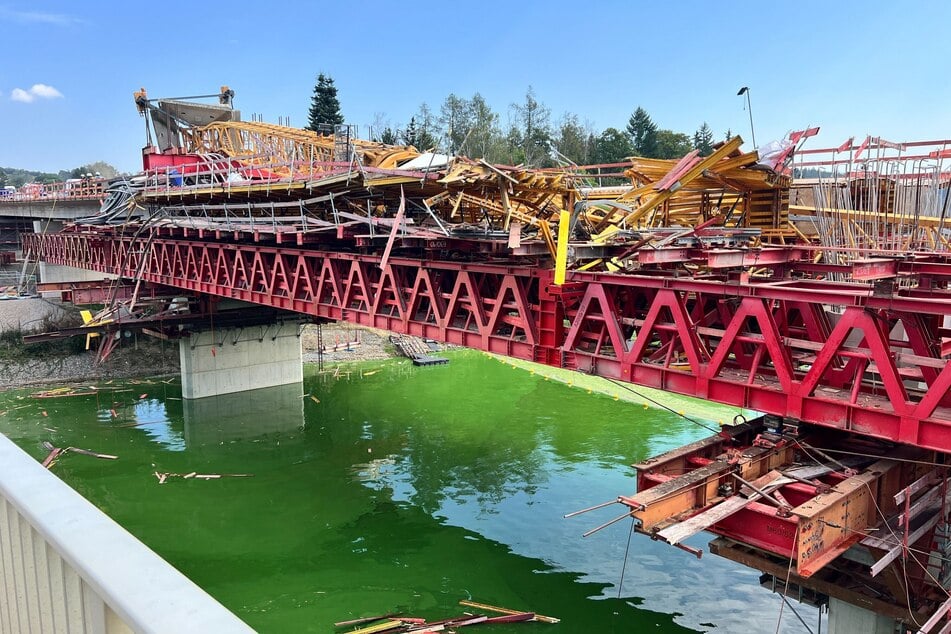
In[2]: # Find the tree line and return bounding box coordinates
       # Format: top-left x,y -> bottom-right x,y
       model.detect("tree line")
305,74 -> 732,167
0,162 -> 119,188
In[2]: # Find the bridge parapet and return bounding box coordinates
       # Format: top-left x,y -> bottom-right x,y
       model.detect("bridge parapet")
0,432 -> 253,633
0,179 -> 107,203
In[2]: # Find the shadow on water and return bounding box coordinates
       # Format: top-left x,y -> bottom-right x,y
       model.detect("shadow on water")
0,350 -> 809,633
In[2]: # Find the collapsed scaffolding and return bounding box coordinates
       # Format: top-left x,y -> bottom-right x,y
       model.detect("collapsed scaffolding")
84,87 -> 807,273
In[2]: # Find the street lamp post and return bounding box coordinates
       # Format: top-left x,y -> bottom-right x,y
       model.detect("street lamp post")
737,86 -> 756,148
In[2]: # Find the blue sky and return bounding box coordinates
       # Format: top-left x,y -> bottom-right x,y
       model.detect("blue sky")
2,1 -> 950,174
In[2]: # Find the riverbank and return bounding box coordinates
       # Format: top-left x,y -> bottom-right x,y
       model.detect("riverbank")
0,304 -> 397,388
0,298 -> 178,389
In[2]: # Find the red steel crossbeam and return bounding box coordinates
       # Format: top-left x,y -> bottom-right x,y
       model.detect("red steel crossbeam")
24,230 -> 951,454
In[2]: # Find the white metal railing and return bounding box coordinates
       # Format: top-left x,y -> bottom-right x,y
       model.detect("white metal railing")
0,433 -> 253,633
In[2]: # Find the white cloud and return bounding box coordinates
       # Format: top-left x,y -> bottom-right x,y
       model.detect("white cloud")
10,84 -> 64,103
11,88 -> 32,103
0,7 -> 83,26
29,83 -> 62,98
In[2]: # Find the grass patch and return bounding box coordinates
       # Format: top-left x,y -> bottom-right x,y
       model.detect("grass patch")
0,311 -> 87,359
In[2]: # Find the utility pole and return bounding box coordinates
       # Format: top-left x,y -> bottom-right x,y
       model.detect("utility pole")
737,86 -> 756,148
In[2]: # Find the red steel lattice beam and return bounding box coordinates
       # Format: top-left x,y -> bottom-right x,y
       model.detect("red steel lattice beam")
24,230 -> 951,454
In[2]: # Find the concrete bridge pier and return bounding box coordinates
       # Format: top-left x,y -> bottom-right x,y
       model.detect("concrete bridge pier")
827,597 -> 899,634
179,321 -> 303,399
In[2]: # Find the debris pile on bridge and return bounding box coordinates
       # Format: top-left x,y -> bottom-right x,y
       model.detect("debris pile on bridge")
65,86 -> 804,276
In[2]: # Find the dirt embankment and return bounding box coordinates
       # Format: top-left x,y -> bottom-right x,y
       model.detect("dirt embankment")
0,298 -> 180,389
0,299 -> 395,389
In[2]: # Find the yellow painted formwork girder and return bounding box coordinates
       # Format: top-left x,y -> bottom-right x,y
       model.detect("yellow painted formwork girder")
617,136 -> 744,226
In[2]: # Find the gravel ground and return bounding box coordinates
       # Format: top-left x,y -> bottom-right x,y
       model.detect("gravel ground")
0,345 -> 180,390
0,297 -> 180,390
0,297 -> 72,333
300,323 -> 394,363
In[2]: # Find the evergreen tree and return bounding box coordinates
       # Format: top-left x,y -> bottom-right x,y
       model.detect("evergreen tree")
401,112 -> 437,151
692,122 -> 714,156
401,117 -> 420,147
626,107 -> 658,157
724,128 -> 733,141
414,103 -> 438,150
379,127 -> 398,145
306,73 -> 343,132
439,93 -> 472,154
465,93 -> 503,161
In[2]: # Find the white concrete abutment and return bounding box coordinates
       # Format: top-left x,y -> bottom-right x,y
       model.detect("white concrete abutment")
179,321 -> 304,399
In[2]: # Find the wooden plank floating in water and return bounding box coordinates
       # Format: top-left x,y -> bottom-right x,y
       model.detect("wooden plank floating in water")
41,441 -> 117,469
459,600 -> 560,624
153,472 -> 253,484
336,601 -> 551,632
347,619 -> 405,634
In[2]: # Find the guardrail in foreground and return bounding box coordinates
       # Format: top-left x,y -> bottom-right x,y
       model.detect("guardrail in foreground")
0,433 -> 254,633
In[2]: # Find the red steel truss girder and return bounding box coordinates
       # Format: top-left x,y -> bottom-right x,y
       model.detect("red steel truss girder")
24,231 -> 951,453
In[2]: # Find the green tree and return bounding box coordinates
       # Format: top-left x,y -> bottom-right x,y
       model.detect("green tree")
71,161 -> 119,179
692,122 -> 714,156
401,117 -> 420,148
724,128 -> 733,141
401,110 -> 437,151
553,114 -> 592,165
439,93 -> 472,154
510,86 -> 552,167
626,107 -> 657,157
464,93 -> 504,161
0,167 -> 61,186
655,130 -> 693,159
306,73 -> 344,132
592,127 -> 634,164
414,103 -> 438,150
379,127 -> 398,145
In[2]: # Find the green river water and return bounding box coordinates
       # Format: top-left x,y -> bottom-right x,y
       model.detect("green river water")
0,350 -> 812,633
